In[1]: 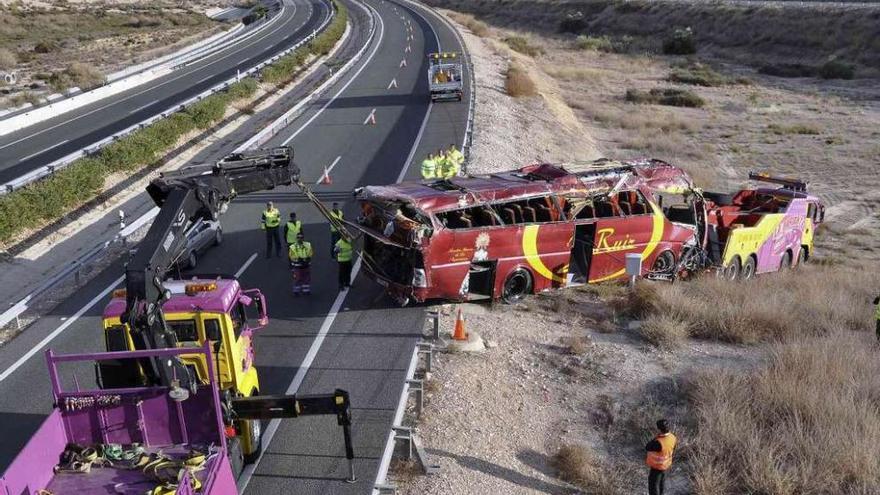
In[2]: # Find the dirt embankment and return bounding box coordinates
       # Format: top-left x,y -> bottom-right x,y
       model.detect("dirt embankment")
425,0 -> 880,74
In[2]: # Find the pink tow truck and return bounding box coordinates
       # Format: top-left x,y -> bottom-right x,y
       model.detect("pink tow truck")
0,344 -> 355,494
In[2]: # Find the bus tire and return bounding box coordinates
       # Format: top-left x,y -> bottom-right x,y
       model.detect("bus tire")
502,268 -> 532,304
741,255 -> 756,281
780,250 -> 792,270
719,256 -> 740,281
797,246 -> 809,267
651,250 -> 676,274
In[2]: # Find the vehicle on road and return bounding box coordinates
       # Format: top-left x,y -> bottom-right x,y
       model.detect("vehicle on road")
0,345 -> 354,494
350,159 -> 702,304
428,52 -> 463,102
176,218 -> 223,269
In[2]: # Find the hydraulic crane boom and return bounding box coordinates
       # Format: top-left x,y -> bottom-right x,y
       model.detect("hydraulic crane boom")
122,147 -> 298,391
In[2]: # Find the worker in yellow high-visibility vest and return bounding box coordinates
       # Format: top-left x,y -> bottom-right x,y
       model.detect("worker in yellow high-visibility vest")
421,153 -> 437,180
284,212 -> 303,247
447,143 -> 464,177
329,202 -> 344,253
261,201 -> 282,258
288,232 -> 314,296
435,149 -> 452,179
333,237 -> 353,290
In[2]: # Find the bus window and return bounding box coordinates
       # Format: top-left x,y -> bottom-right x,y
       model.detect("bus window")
575,201 -> 595,220
167,319 -> 198,342
618,190 -> 650,215
527,197 -> 559,222
437,206 -> 501,229
593,195 -> 621,218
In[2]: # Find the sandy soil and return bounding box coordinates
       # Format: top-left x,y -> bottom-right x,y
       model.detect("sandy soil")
392,7 -> 880,495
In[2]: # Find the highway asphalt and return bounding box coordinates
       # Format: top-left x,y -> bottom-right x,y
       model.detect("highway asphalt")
0,0 -> 470,493
0,0 -> 327,185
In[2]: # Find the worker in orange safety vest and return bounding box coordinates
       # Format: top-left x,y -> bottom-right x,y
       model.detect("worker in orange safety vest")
645,419 -> 677,495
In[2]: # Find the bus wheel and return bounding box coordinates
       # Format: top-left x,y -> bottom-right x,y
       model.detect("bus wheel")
719,256 -> 740,281
502,268 -> 532,304
651,250 -> 676,274
797,247 -> 808,267
741,256 -> 756,281
780,251 -> 792,270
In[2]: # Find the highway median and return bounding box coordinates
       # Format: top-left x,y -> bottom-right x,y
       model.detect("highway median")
0,0 -> 349,249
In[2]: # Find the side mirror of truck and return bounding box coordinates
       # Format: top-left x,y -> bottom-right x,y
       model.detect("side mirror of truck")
255,293 -> 269,327
241,289 -> 269,329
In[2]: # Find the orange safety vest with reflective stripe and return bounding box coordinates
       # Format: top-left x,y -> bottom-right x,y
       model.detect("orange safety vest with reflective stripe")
646,433 -> 677,471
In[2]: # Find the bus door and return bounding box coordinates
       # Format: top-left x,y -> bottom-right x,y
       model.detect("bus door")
588,191 -> 657,282
568,223 -> 596,286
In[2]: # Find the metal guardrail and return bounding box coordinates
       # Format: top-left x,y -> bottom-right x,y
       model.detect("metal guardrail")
0,0 -> 332,195
0,207 -> 159,330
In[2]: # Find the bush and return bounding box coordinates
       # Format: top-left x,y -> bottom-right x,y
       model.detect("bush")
33,40 -> 58,54
559,11 -> 587,34
667,63 -> 730,86
639,314 -> 689,349
758,63 -> 816,78
0,48 -> 16,70
505,63 -> 537,97
227,78 -> 258,100
448,12 -> 489,37
662,27 -> 696,55
503,36 -> 542,57
574,34 -> 612,52
690,334 -> 880,494
552,444 -> 624,494
819,59 -> 855,80
625,88 -> 705,108
767,123 -> 821,135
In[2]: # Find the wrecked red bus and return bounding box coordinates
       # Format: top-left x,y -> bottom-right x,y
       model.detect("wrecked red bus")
349,159 -> 703,304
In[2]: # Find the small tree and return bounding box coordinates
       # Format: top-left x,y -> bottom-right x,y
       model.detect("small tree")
662,27 -> 696,55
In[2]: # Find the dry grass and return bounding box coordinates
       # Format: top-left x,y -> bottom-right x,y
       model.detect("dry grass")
639,313 -> 689,349
625,88 -> 705,108
543,66 -> 606,82
564,334 -> 589,355
630,266 -> 874,344
47,62 -> 105,92
503,35 -> 542,57
446,11 -> 489,37
689,333 -> 880,494
767,123 -> 822,135
0,48 -> 15,70
505,62 -> 537,97
552,444 -> 625,494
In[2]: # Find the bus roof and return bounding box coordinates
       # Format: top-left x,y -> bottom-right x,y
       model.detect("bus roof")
358,159 -> 694,214
103,278 -> 242,318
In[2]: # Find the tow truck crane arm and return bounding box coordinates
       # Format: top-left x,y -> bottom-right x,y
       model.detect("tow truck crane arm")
123,147 -> 298,392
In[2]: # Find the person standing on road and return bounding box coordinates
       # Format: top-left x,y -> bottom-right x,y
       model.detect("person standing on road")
329,202 -> 344,253
334,237 -> 353,291
436,148 -> 451,179
289,232 -> 313,296
421,153 -> 437,180
261,201 -> 282,258
645,419 -> 677,495
447,143 -> 464,177
285,212 -> 303,248
873,294 -> 880,342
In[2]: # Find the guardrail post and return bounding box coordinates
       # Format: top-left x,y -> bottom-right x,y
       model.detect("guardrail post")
392,426 -> 413,459
417,342 -> 433,373
426,310 -> 440,340
407,379 -> 423,418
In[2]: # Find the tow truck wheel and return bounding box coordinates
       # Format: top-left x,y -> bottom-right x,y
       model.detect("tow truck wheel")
242,417 -> 263,464
719,257 -> 740,281
502,268 -> 532,304
188,251 -> 198,269
797,247 -> 808,267
741,256 -> 756,281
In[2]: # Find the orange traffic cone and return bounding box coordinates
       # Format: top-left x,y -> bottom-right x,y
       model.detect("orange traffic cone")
452,307 -> 468,341
319,166 -> 332,185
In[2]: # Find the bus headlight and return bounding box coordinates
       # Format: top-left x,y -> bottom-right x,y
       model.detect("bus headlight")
412,268 -> 427,288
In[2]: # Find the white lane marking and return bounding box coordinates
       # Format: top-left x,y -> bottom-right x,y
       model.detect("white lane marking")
317,155 -> 341,183
235,252 -> 258,278
128,102 -> 155,115
196,74 -> 215,84
0,252 -> 260,383
387,78 -> 398,89
363,108 -> 377,125
280,0 -> 387,145
0,0 -> 302,152
399,58 -> 407,67
0,275 -> 124,384
18,139 -> 69,163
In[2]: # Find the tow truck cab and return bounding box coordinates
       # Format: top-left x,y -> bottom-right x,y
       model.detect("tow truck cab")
100,277 -> 267,399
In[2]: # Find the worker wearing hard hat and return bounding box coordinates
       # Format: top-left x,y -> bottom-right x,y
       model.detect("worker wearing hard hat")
289,232 -> 314,296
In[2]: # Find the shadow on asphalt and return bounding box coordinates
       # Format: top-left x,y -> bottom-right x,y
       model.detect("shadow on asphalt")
429,448 -> 575,495
0,412 -> 51,469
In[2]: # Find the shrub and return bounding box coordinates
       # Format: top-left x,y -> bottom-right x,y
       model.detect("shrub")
639,314 -> 689,349
574,34 -> 612,52
33,40 -> 58,53
767,123 -> 821,135
690,333 -> 880,494
662,27 -> 696,55
448,12 -> 489,37
559,11 -> 587,34
552,444 -> 624,494
227,78 -> 258,100
758,63 -> 816,78
819,59 -> 855,80
505,63 -> 537,97
625,88 -> 704,108
503,36 -> 542,57
667,63 -> 730,86
0,48 -> 16,70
